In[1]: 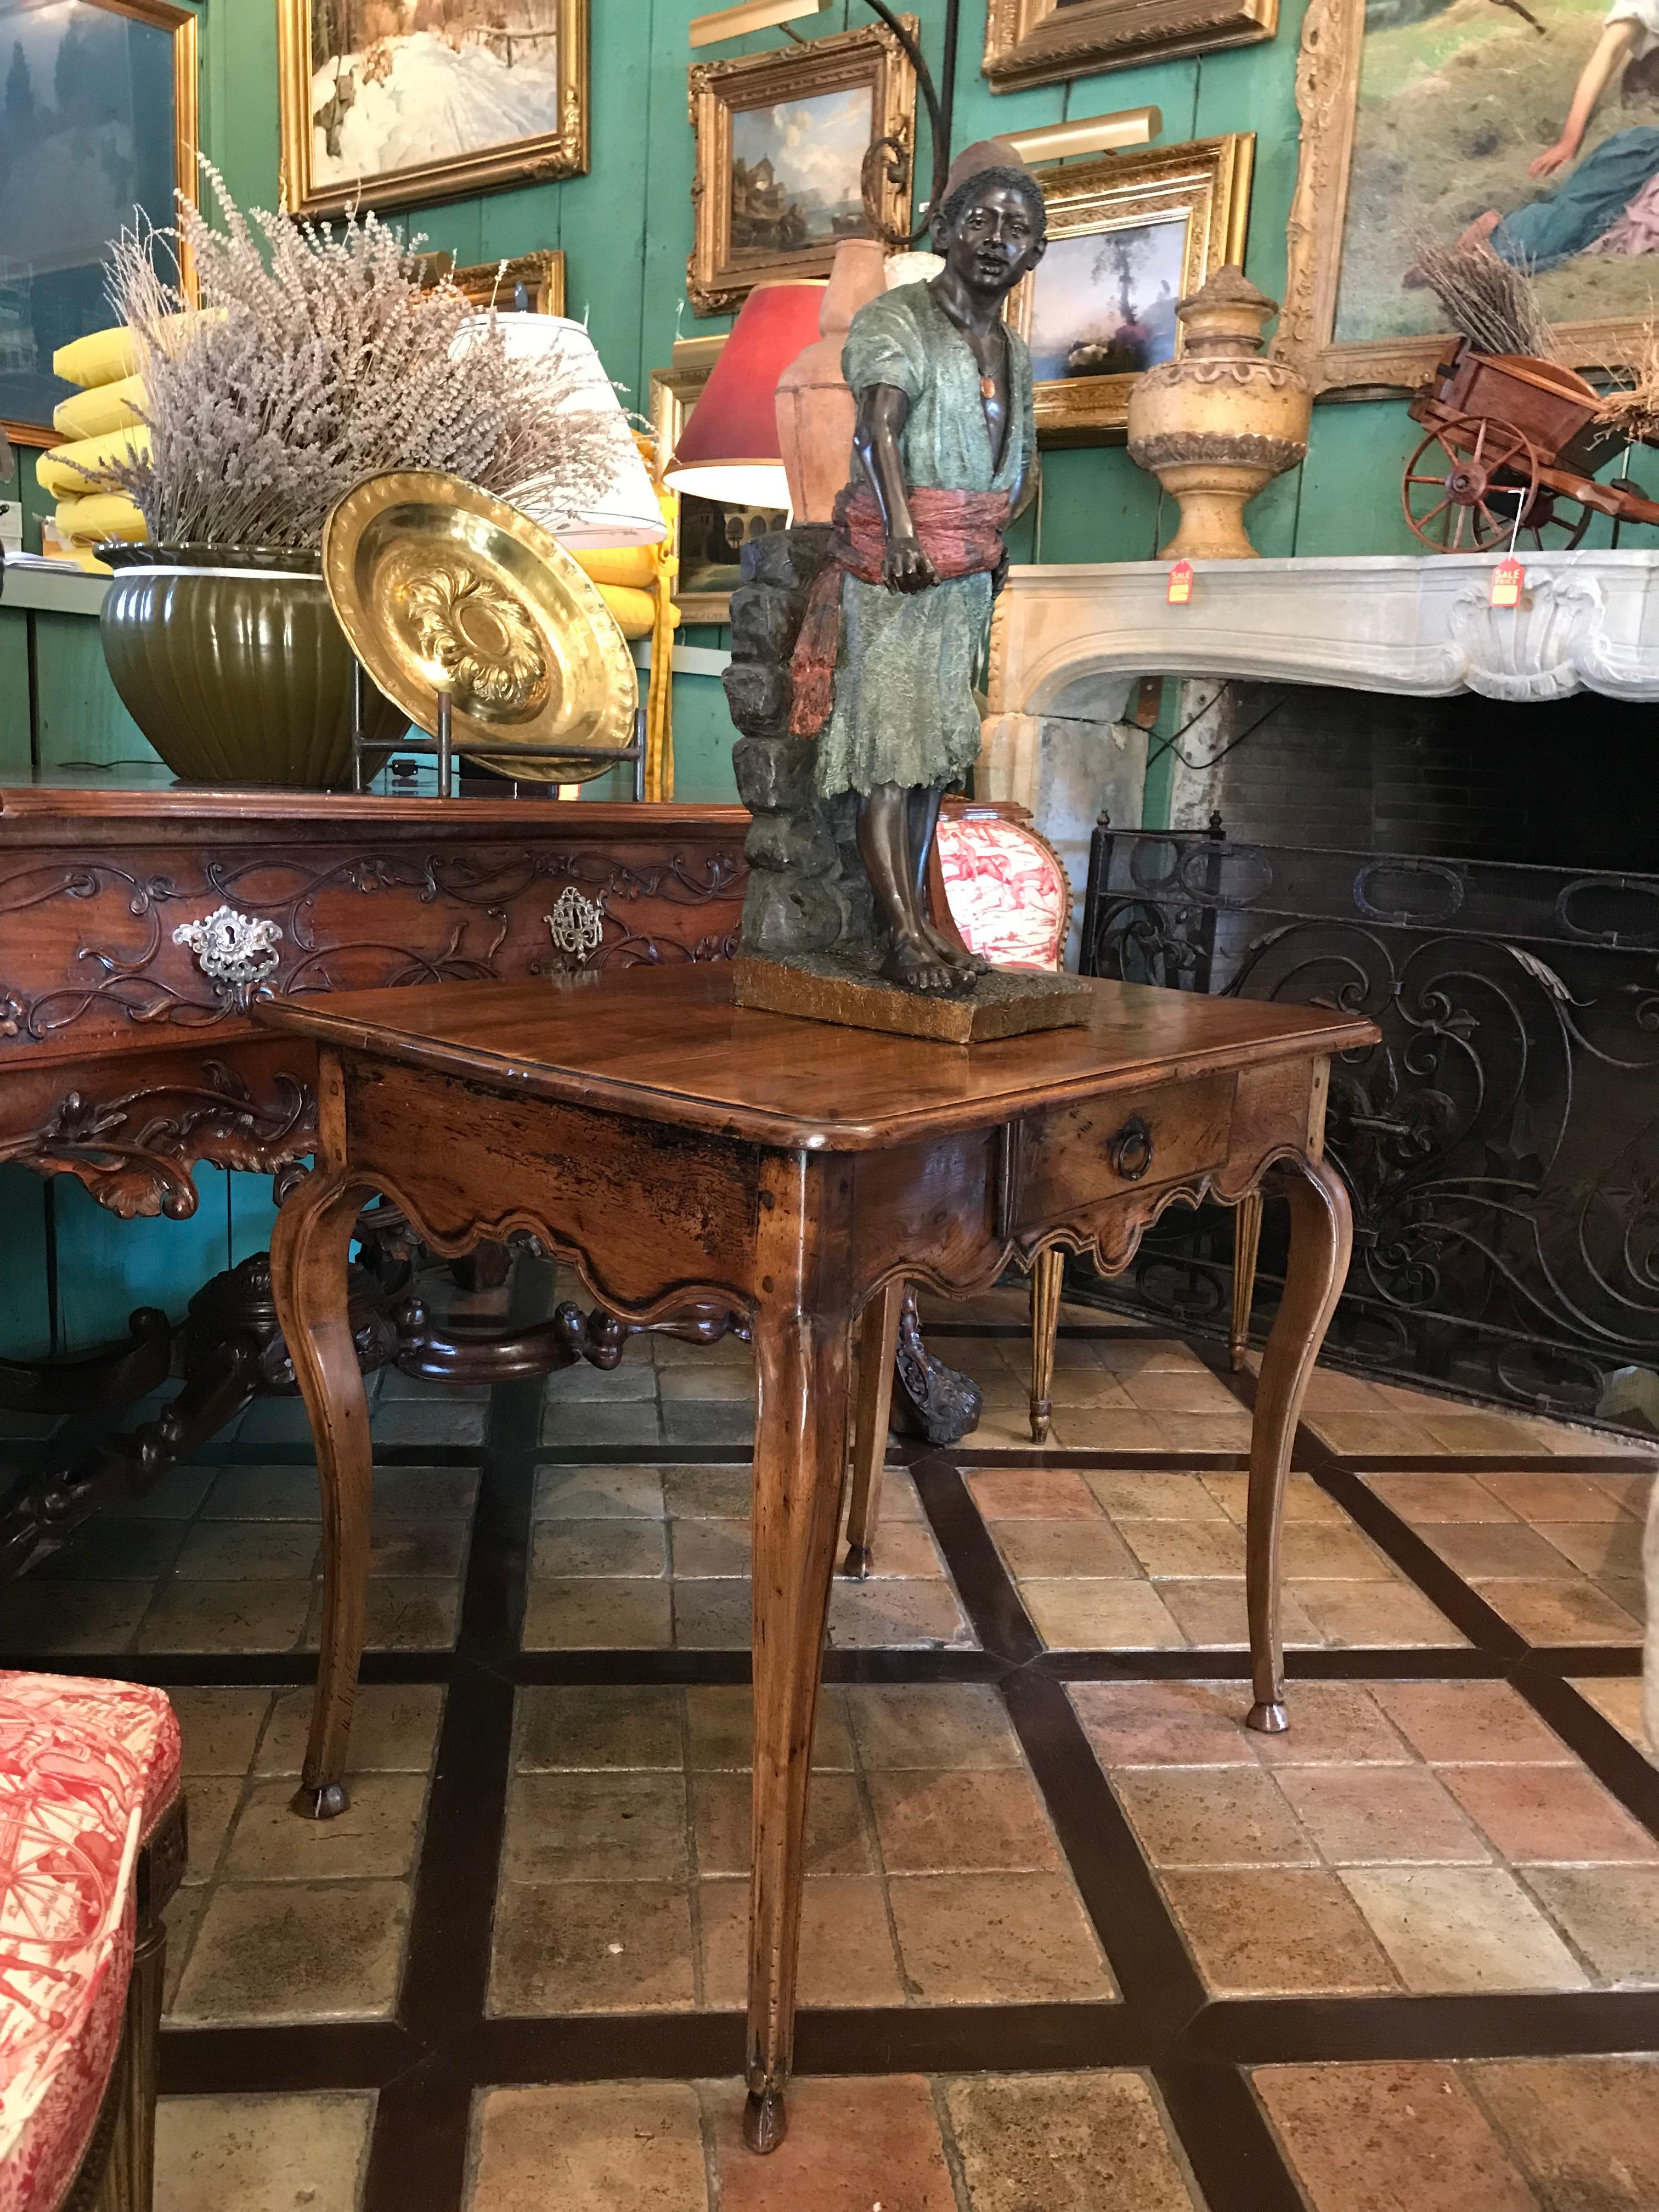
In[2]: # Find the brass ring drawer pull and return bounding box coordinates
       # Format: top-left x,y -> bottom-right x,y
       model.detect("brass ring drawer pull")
1108,1114 -> 1154,1182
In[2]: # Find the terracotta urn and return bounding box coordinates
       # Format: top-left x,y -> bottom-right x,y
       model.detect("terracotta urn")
775,238 -> 888,522
1126,267 -> 1311,561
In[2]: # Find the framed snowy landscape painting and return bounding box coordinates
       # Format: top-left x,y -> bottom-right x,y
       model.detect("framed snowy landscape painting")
278,0 -> 587,221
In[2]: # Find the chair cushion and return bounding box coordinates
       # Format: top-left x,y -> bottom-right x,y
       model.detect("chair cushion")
939,811 -> 1070,972
0,1674 -> 180,2212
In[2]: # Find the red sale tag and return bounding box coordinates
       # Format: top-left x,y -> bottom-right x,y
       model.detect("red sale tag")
1491,557 -> 1524,608
1167,560 -> 1194,605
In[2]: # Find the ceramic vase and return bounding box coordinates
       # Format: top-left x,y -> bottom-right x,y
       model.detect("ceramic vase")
1126,267 -> 1312,561
775,239 -> 888,522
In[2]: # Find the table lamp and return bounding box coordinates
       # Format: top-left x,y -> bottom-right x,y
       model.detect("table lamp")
662,280 -> 826,514
452,312 -> 666,548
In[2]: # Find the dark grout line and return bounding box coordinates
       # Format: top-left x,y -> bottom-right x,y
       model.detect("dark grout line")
1309,1465 -> 1528,1658
952,1451 -> 1252,1472
1325,1453 -> 1658,1475
1036,1647 -> 1509,1683
1156,2059 -> 1310,2212
161,2022 -> 411,2096
911,1452 -> 1044,1665
1513,1665 -> 1659,1839
1194,1988 -> 1659,2065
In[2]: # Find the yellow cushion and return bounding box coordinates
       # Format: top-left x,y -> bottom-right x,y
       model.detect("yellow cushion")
55,493 -> 148,546
36,427 -> 150,500
51,325 -> 138,388
595,583 -> 660,639
575,544 -> 659,589
53,375 -> 145,441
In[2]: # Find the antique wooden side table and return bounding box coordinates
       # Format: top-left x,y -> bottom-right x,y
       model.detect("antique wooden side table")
258,964 -> 1375,2153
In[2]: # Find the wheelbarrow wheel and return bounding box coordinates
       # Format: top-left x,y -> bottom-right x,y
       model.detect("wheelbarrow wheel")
1403,414 -> 1542,552
1519,489 -> 1592,551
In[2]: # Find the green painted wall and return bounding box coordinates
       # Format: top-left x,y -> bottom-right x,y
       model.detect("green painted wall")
2,0 -> 1457,1357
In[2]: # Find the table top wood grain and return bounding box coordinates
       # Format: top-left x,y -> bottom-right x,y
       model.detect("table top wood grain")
256,966 -> 1376,1152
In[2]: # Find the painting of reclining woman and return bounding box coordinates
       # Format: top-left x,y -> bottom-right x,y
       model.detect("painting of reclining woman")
278,0 -> 586,219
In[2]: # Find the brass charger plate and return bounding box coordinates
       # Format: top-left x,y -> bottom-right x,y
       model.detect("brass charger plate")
323,470 -> 638,782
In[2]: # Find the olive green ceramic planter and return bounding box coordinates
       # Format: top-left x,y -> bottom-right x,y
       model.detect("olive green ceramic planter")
99,548 -> 405,788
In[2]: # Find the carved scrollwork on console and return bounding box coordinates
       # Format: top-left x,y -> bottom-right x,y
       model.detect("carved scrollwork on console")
1,1060 -> 316,1220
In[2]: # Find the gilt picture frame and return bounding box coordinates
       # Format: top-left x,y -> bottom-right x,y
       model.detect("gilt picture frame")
982,0 -> 1276,91
651,356 -> 787,625
1279,0 -> 1659,396
686,19 -> 917,318
1005,136 -> 1254,445
276,0 -> 588,223
453,249 -> 565,315
0,0 -> 198,448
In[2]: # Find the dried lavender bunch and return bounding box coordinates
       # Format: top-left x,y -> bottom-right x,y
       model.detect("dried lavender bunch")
1408,237 -> 1558,362
100,164 -> 625,551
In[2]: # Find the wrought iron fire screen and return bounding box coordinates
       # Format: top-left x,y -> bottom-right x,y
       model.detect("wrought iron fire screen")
1074,816 -> 1659,1421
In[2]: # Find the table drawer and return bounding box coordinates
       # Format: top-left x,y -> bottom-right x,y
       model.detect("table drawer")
1013,1071 -> 1237,1235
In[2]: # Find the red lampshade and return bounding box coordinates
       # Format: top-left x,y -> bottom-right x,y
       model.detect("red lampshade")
664,279 -> 826,509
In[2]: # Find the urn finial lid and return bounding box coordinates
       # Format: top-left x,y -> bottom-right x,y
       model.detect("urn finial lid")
1176,265 -> 1278,358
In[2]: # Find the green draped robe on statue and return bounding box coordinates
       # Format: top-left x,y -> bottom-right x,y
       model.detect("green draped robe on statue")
814,281 -> 1035,801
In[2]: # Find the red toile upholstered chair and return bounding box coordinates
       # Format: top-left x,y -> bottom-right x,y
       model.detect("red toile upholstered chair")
0,1673 -> 184,2212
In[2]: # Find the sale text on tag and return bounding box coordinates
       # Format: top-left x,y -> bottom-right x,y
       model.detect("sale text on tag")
1167,560 -> 1194,605
1491,557 -> 1523,608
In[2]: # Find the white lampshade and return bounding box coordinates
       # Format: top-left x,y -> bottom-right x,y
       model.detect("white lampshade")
452,312 -> 665,549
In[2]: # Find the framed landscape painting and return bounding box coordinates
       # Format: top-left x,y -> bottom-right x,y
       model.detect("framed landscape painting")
651,359 -> 786,624
0,0 -> 197,445
687,20 -> 916,316
983,0 -> 1277,88
1005,136 -> 1254,443
277,0 -> 588,222
1281,0 -> 1659,392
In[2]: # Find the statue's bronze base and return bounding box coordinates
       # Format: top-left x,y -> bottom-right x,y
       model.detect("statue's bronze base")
733,952 -> 1093,1044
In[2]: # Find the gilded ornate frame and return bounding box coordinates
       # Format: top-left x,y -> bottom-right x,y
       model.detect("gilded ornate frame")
452,251 -> 566,316
2,0 -> 199,450
1280,0 -> 1649,394
983,0 -> 1276,89
276,0 -> 588,222
687,20 -> 917,318
1006,137 -> 1254,445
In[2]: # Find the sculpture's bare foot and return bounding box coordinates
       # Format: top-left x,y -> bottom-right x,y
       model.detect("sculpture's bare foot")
918,912 -> 989,975
883,929 -> 973,995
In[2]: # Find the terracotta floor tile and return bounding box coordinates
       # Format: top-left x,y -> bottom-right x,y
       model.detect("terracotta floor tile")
1522,1866 -> 1659,1983
657,1366 -> 753,1402
692,1771 -> 872,1877
137,1581 -> 313,1655
201,1466 -> 325,1521
1251,1683 -> 1415,1767
1341,1867 -> 1590,1991
1418,1523 -> 1578,1579
1421,1412 -> 1544,1454
1113,1767 -> 1316,1869
973,1404 -> 1069,1449
848,1684 -> 1022,1770
856,1466 -> 926,1523
1371,1681 -> 1573,1766
182,1779 -> 241,1885
1119,1370 -> 1243,1413
1043,1370 -> 1137,1409
709,2074 -> 955,2212
868,1768 -> 1060,1874
1278,1522 -> 1396,1578
1477,1578 -> 1644,1646
671,1579 -> 751,1649
170,1688 -> 270,1776
1199,1470 -> 1347,1524
697,1877 -> 905,2008
1083,1471 -> 1231,1520
684,1684 -> 853,1772
1092,1338 -> 1205,1372
157,2091 -> 376,2212
1162,1867 -> 1396,1995
1292,1579 -> 1459,1647
842,1523 -> 945,1578
1438,1762 -> 1659,1864
887,1872 -> 1116,2002
944,2071 -> 1201,2212
964,1469 -> 1104,1520
466,2083 -> 707,2212
1150,1415 -> 1256,1454
1020,1577 -> 1186,1651
990,1518 -> 1139,1579
257,1685 -> 443,1778
1469,2057 -> 1659,2210
514,1686 -> 684,1772
660,1466 -> 755,1518
532,1466 -> 665,1520
529,1520 -> 668,1579
1310,1414 -> 1446,1455
367,1518 -> 469,1578
1532,1517 -> 1646,1577
826,1577 -> 974,1649
170,1521 -> 321,1581
504,1773 -> 689,1882
347,1577 -> 461,1655
1070,1679 -> 1258,1767
1365,1473 -> 1517,1523
1276,1764 -> 1491,1865
1302,1369 -> 1394,1412
1569,1674 -> 1652,1756
1254,2062 -> 1540,2212
1598,1573 -> 1648,1623
1155,1578 -> 1323,1651
1477,1472 -> 1627,1522
1593,1471 -> 1657,1513
489,1881 -> 695,2013
1051,1410 -> 1178,1453
224,1774 -> 427,1882
1117,1518 -> 1246,1579
521,1577 -> 673,1650
668,1517 -> 752,1579
171,1880 -> 410,2024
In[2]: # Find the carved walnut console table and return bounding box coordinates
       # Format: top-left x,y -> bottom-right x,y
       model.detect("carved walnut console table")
0,780 -> 751,1567
257,963 -> 1374,2153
